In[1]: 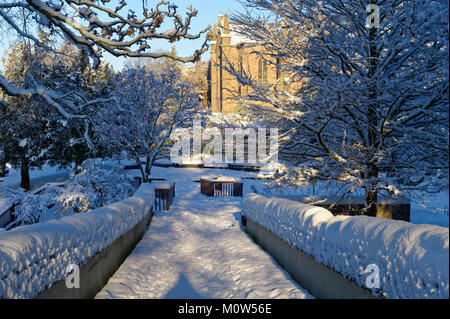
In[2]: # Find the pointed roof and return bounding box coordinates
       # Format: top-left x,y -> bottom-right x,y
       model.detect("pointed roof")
212,23 -> 217,41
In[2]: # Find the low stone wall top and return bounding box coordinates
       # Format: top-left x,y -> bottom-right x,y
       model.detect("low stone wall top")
243,194 -> 449,299
0,184 -> 154,299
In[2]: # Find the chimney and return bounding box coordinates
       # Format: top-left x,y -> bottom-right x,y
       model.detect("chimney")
212,23 -> 217,41
218,14 -> 224,28
223,13 -> 230,35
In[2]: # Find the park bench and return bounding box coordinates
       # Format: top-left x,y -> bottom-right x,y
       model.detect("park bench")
0,203 -> 15,228
153,182 -> 176,211
200,177 -> 243,197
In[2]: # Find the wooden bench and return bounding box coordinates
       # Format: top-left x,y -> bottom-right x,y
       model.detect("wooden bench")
0,183 -> 66,228
154,182 -> 175,211
0,204 -> 15,228
200,178 -> 243,197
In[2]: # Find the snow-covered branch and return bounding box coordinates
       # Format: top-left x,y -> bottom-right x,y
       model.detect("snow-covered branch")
23,0 -> 210,66
225,0 -> 449,213
94,67 -> 200,181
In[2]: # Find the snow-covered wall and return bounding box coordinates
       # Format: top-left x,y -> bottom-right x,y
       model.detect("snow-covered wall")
243,194 -> 449,299
0,184 -> 154,299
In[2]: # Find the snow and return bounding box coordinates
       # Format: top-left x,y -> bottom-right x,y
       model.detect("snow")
0,186 -> 22,215
0,163 -> 70,191
410,192 -> 449,228
0,184 -> 154,299
153,182 -> 172,189
202,176 -> 241,182
411,209 -> 449,228
0,198 -> 14,215
96,168 -> 312,299
5,160 -> 138,230
0,163 -> 446,299
18,139 -> 28,148
249,180 -> 449,228
243,194 -> 449,299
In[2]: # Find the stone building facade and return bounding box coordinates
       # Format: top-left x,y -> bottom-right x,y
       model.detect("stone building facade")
210,13 -> 290,114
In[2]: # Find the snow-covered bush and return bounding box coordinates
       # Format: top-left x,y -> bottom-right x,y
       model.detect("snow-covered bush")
243,194 -> 449,299
94,67 -> 200,182
7,160 -> 137,229
0,185 -> 23,209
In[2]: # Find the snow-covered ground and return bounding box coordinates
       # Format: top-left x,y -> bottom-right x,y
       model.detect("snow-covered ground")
0,163 -> 447,298
410,192 -> 449,227
1,162 -> 447,228
0,184 -> 155,299
248,179 -> 449,228
0,163 -> 70,191
96,168 -> 312,299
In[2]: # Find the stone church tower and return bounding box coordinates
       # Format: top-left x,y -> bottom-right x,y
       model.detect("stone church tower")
210,13 -> 282,114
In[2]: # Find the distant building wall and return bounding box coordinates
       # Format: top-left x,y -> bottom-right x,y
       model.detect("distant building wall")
210,13 -> 294,114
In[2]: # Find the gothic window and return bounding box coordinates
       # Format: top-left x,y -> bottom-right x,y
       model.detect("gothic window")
258,58 -> 268,84
239,55 -> 244,75
276,58 -> 281,81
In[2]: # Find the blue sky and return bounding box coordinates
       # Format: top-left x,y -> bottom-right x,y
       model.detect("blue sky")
103,0 -> 245,70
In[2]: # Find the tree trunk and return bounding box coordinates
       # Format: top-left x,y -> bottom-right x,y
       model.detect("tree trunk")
145,154 -> 156,179
75,157 -> 84,169
365,188 -> 378,217
74,157 -> 84,174
364,162 -> 379,217
20,159 -> 30,190
364,5 -> 380,218
135,155 -> 148,183
145,155 -> 151,176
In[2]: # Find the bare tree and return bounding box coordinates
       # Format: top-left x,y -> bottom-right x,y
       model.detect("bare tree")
94,67 -> 200,182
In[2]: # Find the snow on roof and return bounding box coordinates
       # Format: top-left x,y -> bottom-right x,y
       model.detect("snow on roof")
229,30 -> 255,46
215,20 -> 256,46
0,198 -> 14,214
0,186 -> 21,214
153,182 -> 173,189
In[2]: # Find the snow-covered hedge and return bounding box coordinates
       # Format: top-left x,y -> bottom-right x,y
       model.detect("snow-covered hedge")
243,194 -> 449,299
0,184 -> 154,299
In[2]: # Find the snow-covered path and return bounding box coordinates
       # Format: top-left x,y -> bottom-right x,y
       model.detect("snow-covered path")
96,171 -> 312,299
